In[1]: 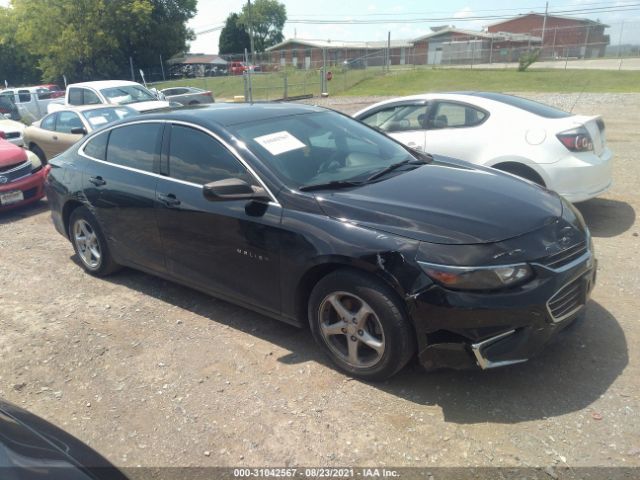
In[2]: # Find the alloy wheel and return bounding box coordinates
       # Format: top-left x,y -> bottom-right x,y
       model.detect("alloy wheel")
318,291 -> 386,368
73,219 -> 101,269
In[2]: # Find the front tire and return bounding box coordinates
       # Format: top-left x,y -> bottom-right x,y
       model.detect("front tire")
308,269 -> 415,380
69,206 -> 120,276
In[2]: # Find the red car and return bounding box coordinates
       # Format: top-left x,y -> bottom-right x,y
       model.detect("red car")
36,83 -> 65,99
228,61 -> 261,75
0,138 -> 47,211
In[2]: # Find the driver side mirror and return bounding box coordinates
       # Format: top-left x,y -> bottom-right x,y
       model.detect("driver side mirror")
70,126 -> 87,135
203,178 -> 269,202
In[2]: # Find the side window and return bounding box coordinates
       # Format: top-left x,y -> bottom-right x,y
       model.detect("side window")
56,111 -> 84,133
106,123 -> 162,172
68,88 -> 83,105
168,125 -> 253,185
83,89 -> 102,105
361,104 -> 429,132
18,90 -> 31,103
40,113 -> 57,131
84,132 -> 109,160
429,102 -> 487,129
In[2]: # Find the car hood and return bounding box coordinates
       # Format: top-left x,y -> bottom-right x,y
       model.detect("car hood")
125,100 -> 171,112
0,139 -> 27,167
314,158 -> 563,245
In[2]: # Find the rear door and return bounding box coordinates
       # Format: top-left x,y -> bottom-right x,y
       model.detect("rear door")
80,121 -> 165,272
422,100 -> 490,161
358,101 -> 429,151
155,123 -> 283,314
49,111 -> 84,158
32,113 -> 59,158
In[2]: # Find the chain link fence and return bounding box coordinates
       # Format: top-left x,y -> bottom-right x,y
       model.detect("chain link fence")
124,20 -> 640,100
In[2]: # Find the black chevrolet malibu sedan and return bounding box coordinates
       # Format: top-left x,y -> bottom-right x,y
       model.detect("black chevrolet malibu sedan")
45,103 -> 596,380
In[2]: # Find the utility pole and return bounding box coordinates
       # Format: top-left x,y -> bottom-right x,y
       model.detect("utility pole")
541,1 -> 549,58
387,31 -> 391,71
247,0 -> 256,66
160,54 -> 166,81
129,57 -> 135,82
618,21 -> 625,58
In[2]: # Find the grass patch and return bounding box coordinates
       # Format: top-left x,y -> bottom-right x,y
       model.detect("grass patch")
339,68 -> 640,95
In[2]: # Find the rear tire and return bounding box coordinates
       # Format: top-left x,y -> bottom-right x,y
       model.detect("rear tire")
68,206 -> 120,276
308,269 -> 415,380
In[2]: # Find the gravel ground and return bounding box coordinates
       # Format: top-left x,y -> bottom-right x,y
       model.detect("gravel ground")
0,93 -> 639,473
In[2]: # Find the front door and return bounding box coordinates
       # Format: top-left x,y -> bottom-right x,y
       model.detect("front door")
155,123 -> 283,315
358,102 -> 429,151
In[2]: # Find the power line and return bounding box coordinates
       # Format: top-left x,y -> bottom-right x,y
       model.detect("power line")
285,4 -> 640,24
287,0 -> 640,18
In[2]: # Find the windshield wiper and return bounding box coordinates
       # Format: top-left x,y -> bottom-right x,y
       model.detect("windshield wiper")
298,180 -> 363,192
365,158 -> 428,183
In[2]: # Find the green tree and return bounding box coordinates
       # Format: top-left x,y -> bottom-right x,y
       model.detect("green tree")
11,0 -> 196,82
219,13 -> 250,55
237,0 -> 286,52
0,6 -> 41,85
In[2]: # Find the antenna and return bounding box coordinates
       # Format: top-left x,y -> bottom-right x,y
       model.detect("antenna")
569,83 -> 588,113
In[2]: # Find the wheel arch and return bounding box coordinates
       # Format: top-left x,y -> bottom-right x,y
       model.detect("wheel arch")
486,157 -> 548,186
293,257 -> 409,328
62,200 -> 85,239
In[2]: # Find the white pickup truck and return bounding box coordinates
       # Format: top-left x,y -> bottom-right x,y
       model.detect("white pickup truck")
48,80 -> 171,114
0,87 -> 60,123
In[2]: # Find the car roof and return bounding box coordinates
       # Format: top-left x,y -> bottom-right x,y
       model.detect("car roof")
55,104 -> 137,114
67,80 -> 142,90
139,102 -> 326,128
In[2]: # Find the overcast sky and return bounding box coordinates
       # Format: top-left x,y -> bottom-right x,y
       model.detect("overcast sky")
188,0 -> 640,53
2,0 -> 638,53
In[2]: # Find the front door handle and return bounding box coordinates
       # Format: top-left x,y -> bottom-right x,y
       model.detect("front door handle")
88,176 -> 106,186
157,193 -> 181,207
52,136 -> 58,141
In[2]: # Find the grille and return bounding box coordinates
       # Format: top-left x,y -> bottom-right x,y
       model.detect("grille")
0,161 -> 32,182
542,241 -> 587,269
4,132 -> 21,139
547,277 -> 585,322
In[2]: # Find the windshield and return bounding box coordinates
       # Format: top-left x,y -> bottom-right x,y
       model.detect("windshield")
100,85 -> 156,105
231,111 -> 415,188
81,106 -> 138,129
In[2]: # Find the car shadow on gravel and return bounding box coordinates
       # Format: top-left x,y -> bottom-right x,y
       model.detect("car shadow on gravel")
99,267 -> 626,425
99,268 -> 333,367
576,198 -> 636,237
380,300 -> 627,424
0,199 -> 49,224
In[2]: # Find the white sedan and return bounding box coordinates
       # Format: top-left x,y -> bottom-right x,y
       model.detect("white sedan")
0,118 -> 25,147
353,92 -> 612,203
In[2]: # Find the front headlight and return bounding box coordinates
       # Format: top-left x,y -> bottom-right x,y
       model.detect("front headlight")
418,261 -> 533,291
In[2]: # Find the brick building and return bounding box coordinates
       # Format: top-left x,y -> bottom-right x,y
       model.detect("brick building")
261,13 -> 608,68
487,14 -> 610,58
265,38 -> 414,69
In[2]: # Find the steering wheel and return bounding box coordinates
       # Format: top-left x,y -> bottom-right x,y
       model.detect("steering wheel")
317,151 -> 346,174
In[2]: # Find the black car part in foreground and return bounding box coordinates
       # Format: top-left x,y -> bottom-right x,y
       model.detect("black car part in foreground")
45,103 -> 596,380
0,399 -> 127,480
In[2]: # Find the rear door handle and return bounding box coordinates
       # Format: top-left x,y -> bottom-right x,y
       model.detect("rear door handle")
157,193 -> 181,207
52,136 -> 58,141
88,176 -> 106,186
